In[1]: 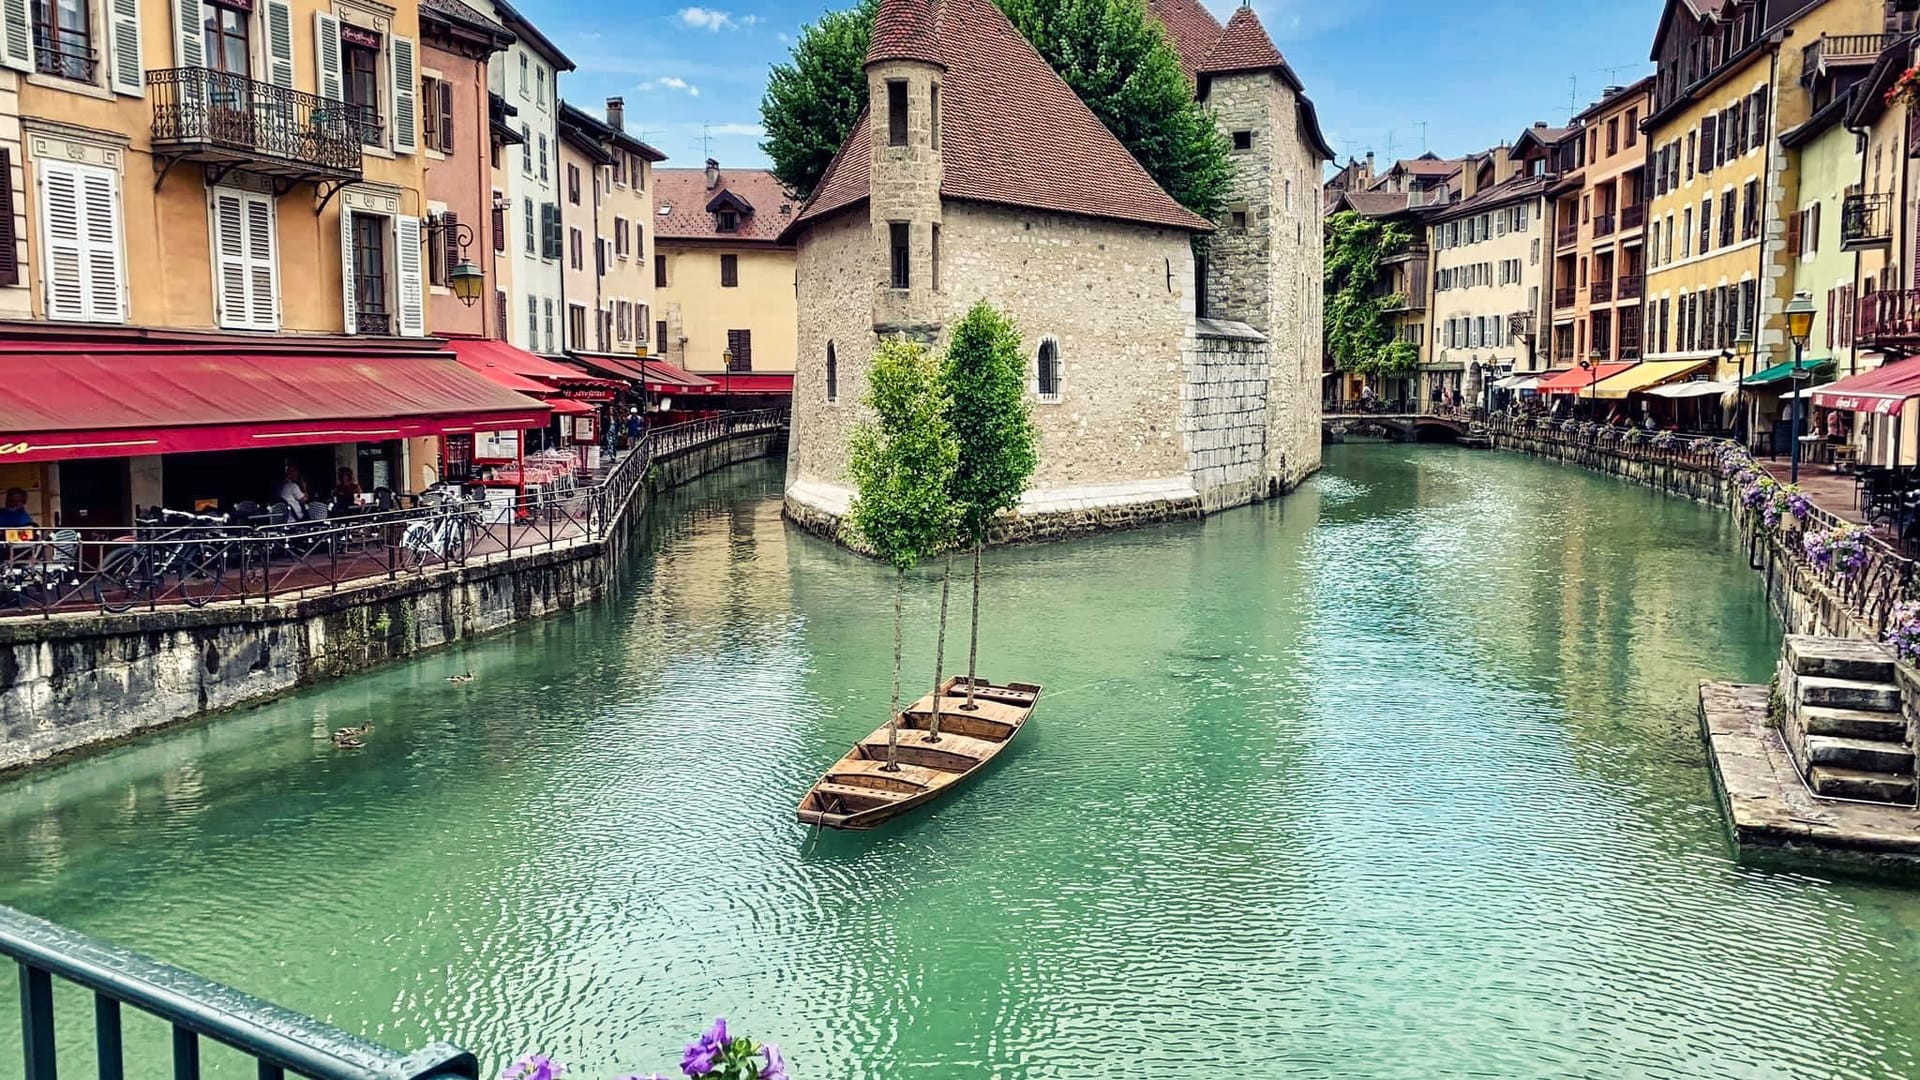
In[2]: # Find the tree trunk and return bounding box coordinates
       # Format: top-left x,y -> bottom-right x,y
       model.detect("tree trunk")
885,567 -> 903,771
928,549 -> 952,741
963,537 -> 983,711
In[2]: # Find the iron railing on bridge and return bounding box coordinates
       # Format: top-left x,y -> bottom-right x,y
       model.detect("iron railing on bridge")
0,410 -> 787,619
4,902 -> 475,1080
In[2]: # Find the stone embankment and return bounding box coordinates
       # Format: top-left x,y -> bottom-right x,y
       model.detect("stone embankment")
0,425 -> 785,774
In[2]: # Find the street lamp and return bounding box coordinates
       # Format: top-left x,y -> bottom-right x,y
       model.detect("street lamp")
1785,290 -> 1817,484
1727,328 -> 1753,446
1580,348 -> 1604,418
421,214 -> 482,307
721,347 -> 735,413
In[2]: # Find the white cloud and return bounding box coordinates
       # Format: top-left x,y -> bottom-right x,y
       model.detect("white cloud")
678,6 -> 733,30
639,75 -> 701,96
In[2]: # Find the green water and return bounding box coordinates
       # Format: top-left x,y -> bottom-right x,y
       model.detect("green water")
4,445 -> 1919,1079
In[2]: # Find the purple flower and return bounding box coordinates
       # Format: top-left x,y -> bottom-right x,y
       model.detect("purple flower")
760,1043 -> 789,1080
704,1018 -> 729,1049
680,1040 -> 718,1077
502,1055 -> 565,1080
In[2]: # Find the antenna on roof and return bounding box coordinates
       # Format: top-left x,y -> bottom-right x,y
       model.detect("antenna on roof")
1567,75 -> 1578,118
702,122 -> 712,160
1416,121 -> 1428,154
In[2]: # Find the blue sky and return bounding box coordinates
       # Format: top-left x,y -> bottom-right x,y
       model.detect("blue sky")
518,0 -> 1671,174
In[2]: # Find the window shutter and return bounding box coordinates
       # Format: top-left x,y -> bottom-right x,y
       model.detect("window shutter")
442,210 -> 459,278
339,208 -> 356,334
213,189 -> 251,328
0,149 -> 15,286
1699,115 -> 1716,173
265,0 -> 294,88
1785,210 -> 1802,255
390,35 -> 418,153
494,289 -> 506,340
64,163 -> 124,322
172,0 -> 202,69
1808,202 -> 1819,253
0,0 -> 32,71
314,13 -> 342,101
492,203 -> 505,252
1750,91 -> 1766,151
438,79 -> 454,153
39,166 -> 82,318
244,193 -> 278,329
395,213 -> 424,336
108,0 -> 141,96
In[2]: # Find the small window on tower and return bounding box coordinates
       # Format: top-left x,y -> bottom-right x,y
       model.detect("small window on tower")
1232,131 -> 1253,151
890,221 -> 910,288
887,80 -> 908,146
1231,211 -> 1248,231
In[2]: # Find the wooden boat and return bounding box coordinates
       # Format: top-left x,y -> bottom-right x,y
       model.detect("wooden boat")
797,677 -> 1041,830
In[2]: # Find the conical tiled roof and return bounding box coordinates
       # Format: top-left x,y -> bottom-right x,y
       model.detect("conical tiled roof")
866,0 -> 944,68
1198,4 -> 1285,76
793,0 -> 1211,235
1147,0 -> 1223,79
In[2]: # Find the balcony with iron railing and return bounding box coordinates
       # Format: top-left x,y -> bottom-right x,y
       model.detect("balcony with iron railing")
148,67 -> 372,183
1593,213 -> 1616,239
1842,192 -> 1894,249
1803,32 -> 1900,84
1621,203 -> 1646,231
1617,274 -> 1643,301
1859,287 -> 1920,346
1591,279 -> 1614,303
1554,286 -> 1577,309
33,30 -> 97,82
1556,223 -> 1578,247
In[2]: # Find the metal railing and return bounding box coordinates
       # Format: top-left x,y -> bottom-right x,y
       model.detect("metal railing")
34,39 -> 97,82
1858,287 -> 1920,343
1842,192 -> 1893,248
1621,203 -> 1647,231
1554,286 -> 1577,309
1486,414 -> 1916,633
1591,279 -> 1614,303
1617,274 -> 1643,301
1556,224 -> 1578,247
1593,212 -> 1616,238
148,67 -> 372,178
0,410 -> 786,620
3,902 -> 476,1080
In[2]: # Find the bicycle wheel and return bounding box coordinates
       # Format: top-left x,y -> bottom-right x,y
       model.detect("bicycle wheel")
177,542 -> 225,608
93,548 -> 149,614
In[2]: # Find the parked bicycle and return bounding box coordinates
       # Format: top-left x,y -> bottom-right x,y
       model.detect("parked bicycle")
0,528 -> 82,610
399,486 -> 481,570
94,509 -> 243,612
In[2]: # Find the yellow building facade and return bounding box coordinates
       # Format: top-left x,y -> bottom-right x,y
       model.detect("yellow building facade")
653,163 -> 796,379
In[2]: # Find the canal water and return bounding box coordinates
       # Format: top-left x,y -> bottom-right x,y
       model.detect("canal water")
4,445 -> 1919,1079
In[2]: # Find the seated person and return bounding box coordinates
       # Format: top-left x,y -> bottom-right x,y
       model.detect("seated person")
332,467 -> 363,512
0,488 -> 35,528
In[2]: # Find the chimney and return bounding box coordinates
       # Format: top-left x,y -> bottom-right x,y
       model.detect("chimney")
606,96 -> 624,130
705,158 -> 720,190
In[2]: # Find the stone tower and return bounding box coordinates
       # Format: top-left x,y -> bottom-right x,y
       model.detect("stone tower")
865,0 -> 946,342
1195,3 -> 1330,494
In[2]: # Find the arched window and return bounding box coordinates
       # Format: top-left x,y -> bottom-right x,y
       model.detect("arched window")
1036,338 -> 1061,402
826,341 -> 838,403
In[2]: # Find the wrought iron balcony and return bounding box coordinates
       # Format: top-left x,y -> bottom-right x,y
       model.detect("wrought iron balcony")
1842,192 -> 1893,249
1621,203 -> 1647,231
1859,287 -> 1920,347
1556,223 -> 1578,247
1593,213 -> 1616,239
356,308 -> 393,336
34,38 -> 97,82
1591,279 -> 1614,303
1554,286 -> 1577,309
1617,275 -> 1643,301
148,67 -> 371,185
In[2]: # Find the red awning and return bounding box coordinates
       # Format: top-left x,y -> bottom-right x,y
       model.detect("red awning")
447,337 -> 621,398
1537,363 -> 1635,395
548,398 -> 595,416
634,358 -> 718,391
700,372 -> 794,396
0,346 -> 552,463
571,354 -> 653,383
1811,357 -> 1920,415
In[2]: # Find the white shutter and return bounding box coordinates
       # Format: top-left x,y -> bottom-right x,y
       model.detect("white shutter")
265,0 -> 294,88
395,214 -> 424,336
213,188 -> 279,331
108,0 -> 141,96
173,0 -> 202,69
40,164 -> 85,320
315,12 -> 343,102
340,208 -> 356,334
0,0 -> 31,72
40,161 -> 125,323
390,35 -> 417,153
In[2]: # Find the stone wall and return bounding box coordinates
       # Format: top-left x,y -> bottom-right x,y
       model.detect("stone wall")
1183,320 -> 1272,512
0,430 -> 784,775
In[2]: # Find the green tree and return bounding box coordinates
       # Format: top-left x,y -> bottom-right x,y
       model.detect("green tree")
760,0 -> 1230,218
848,336 -> 961,770
1324,209 -> 1419,379
938,302 -> 1037,723
760,0 -> 878,199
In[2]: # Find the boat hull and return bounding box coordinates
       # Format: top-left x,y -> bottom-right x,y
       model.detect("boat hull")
797,678 -> 1040,830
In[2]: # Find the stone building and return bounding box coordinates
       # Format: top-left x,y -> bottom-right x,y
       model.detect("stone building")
782,0 -> 1331,541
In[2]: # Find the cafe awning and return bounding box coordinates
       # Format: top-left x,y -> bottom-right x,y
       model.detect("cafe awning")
1646,379 -> 1737,399
1587,360 -> 1708,399
1537,363 -> 1635,395
1810,356 -> 1920,415
0,344 -> 552,463
1493,374 -> 1543,391
1745,357 -> 1835,388
448,337 -> 621,399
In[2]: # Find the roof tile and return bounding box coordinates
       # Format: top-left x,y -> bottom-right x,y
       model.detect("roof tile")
1147,0 -> 1223,79
867,0 -> 944,67
795,0 -> 1210,235
656,168 -> 798,243
1198,5 -> 1284,76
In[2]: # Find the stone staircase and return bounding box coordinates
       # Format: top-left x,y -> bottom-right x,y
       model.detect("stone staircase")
1783,637 -> 1917,805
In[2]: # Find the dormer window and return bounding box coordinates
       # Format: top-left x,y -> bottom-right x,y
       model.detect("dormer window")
717,210 -> 737,232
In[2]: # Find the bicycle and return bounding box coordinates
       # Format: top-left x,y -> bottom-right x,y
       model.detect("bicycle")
93,510 -> 239,613
398,486 -> 480,570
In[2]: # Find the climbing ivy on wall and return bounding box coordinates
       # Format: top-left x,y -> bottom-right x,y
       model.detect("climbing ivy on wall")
1324,210 -> 1419,378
